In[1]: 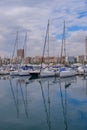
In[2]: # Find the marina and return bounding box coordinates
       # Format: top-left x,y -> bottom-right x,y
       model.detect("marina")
0,1 -> 87,130
0,63 -> 87,78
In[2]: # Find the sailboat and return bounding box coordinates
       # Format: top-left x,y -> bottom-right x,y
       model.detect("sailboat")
59,67 -> 76,77
10,32 -> 30,77
40,20 -> 60,77
18,32 -> 30,76
59,21 -> 76,78
0,67 -> 10,75
29,20 -> 59,79
10,31 -> 20,76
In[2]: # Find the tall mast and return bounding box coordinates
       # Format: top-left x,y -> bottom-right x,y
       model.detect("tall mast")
23,32 -> 27,58
47,19 -> 50,66
40,19 -> 50,72
63,20 -> 66,58
60,20 -> 66,64
12,31 -> 19,60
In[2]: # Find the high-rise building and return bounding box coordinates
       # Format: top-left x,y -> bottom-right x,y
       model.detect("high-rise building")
17,49 -> 24,59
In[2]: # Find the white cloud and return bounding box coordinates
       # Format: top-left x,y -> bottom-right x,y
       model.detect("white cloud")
66,30 -> 87,56
0,0 -> 87,57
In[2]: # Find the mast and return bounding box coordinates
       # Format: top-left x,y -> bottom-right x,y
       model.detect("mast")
12,31 -> 19,60
47,19 -> 50,67
63,20 -> 66,59
60,21 -> 66,64
23,32 -> 27,58
40,19 -> 50,72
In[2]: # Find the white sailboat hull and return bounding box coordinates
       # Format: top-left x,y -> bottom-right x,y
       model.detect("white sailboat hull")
60,70 -> 76,77
10,70 -> 30,76
39,68 -> 59,78
0,70 -> 9,75
18,70 -> 30,76
10,70 -> 19,76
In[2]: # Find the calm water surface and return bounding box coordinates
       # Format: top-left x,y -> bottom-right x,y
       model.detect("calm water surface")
0,76 -> 87,130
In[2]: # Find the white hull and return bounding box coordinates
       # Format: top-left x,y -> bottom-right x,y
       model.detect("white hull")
39,68 -> 59,78
59,70 -> 76,77
77,66 -> 84,75
19,70 -> 30,76
10,70 -> 30,76
0,70 -> 9,75
10,70 -> 19,76
29,68 -> 59,78
77,66 -> 87,75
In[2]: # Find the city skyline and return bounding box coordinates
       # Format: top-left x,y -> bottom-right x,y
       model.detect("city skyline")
0,0 -> 87,58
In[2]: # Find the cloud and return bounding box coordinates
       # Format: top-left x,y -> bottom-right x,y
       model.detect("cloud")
0,0 -> 87,57
66,30 -> 87,56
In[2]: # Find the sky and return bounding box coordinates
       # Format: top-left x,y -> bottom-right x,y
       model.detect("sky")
0,0 -> 87,58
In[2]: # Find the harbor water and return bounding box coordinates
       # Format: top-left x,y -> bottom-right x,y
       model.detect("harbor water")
0,75 -> 87,130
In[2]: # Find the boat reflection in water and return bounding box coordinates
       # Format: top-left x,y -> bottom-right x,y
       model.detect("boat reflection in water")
0,75 -> 9,80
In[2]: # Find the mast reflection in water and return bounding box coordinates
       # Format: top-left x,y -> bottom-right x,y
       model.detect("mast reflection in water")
0,76 -> 87,130
9,78 -> 28,118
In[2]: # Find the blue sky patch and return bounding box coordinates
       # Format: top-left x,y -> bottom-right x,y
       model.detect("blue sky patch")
67,26 -> 87,31
53,32 -> 69,40
54,34 -> 63,39
78,11 -> 87,18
